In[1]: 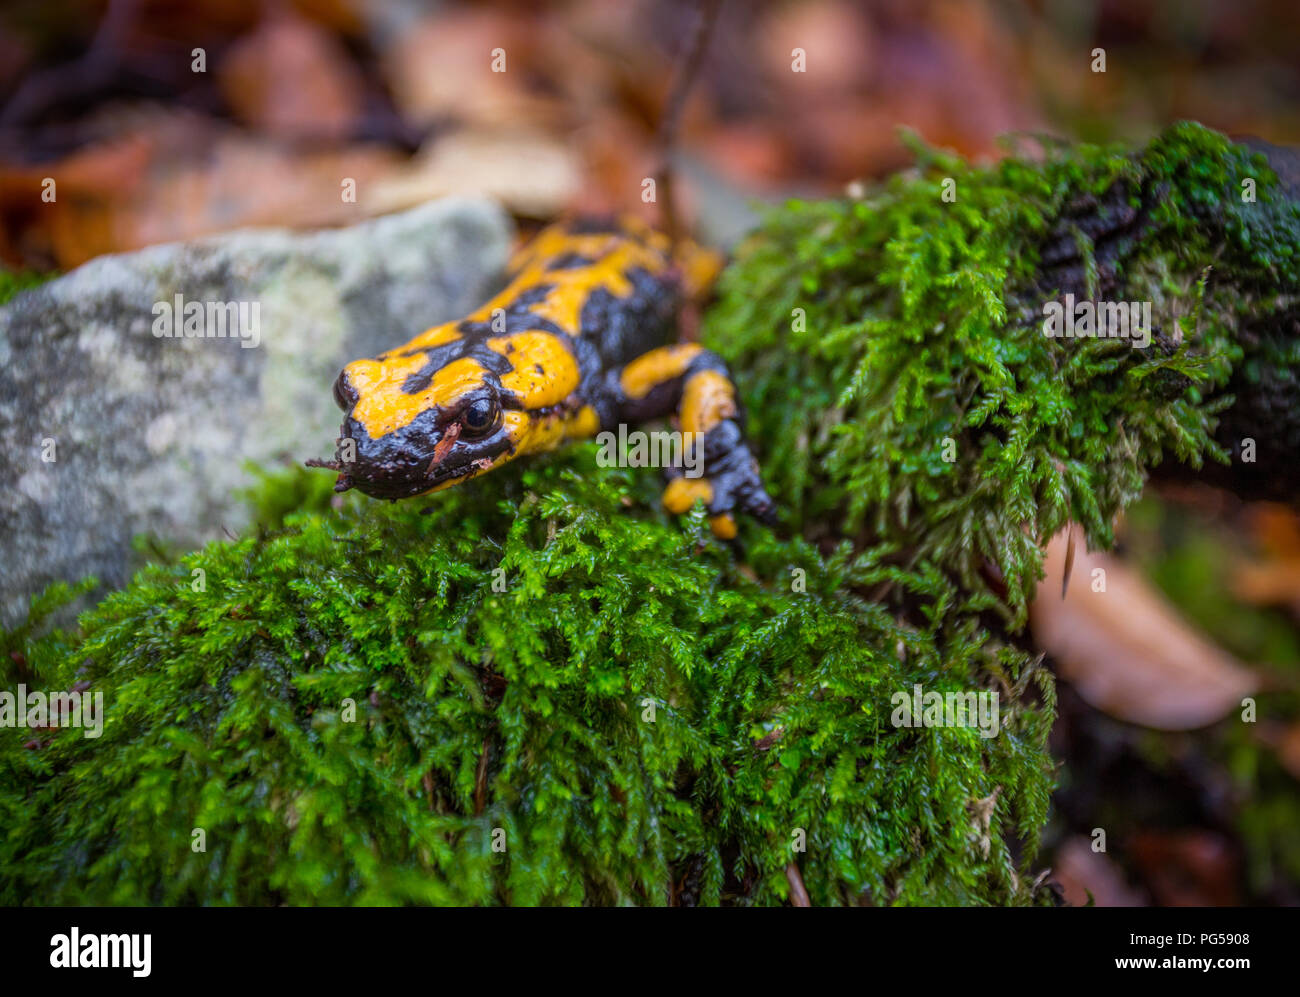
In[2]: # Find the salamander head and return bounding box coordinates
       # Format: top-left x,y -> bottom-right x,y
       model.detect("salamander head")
308,346 -> 522,499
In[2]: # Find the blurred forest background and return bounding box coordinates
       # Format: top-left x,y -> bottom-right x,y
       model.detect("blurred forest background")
1,0 -> 1298,906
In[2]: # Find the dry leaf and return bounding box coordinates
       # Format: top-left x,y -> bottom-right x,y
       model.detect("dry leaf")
218,8 -> 364,142
1255,721 -> 1300,781
0,109 -> 402,267
369,128 -> 580,219
1030,530 -> 1258,730
382,10 -> 560,130
1052,836 -> 1145,907
757,0 -> 875,97
1231,503 -> 1300,616
1129,830 -> 1240,907
0,133 -> 154,267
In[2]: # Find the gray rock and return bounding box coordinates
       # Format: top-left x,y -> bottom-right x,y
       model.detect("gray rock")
0,198 -> 513,626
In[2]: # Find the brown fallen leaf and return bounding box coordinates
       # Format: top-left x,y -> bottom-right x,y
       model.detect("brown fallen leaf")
0,107 -> 402,267
368,128 -> 581,219
1247,502 -> 1300,559
1030,530 -> 1259,730
218,7 -> 364,142
1051,836 -> 1146,907
1232,562 -> 1300,617
1254,721 -> 1300,782
381,9 -> 561,131
1129,830 -> 1240,907
0,132 -> 154,267
756,0 -> 875,99
1231,503 -> 1300,617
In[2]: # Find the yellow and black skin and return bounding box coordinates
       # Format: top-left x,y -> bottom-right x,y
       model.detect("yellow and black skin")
309,215 -> 774,538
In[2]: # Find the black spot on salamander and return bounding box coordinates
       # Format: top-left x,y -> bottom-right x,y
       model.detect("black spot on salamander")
580,265 -> 676,368
566,216 -> 623,236
547,252 -> 597,270
500,283 -> 552,308
398,344 -> 438,358
462,313 -> 568,339
534,363 -> 544,374
401,340 -> 515,394
456,282 -> 569,339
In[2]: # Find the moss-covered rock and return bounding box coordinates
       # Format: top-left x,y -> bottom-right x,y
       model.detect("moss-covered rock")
3,122 -> 1294,905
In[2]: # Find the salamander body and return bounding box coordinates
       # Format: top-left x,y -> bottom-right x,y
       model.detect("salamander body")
310,216 -> 773,537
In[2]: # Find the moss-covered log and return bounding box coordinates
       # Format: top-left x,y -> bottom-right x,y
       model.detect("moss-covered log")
1026,133 -> 1300,502
1,122 -> 1295,906
706,122 -> 1299,617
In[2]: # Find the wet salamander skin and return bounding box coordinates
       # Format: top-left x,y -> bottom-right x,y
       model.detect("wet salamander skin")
319,215 -> 774,538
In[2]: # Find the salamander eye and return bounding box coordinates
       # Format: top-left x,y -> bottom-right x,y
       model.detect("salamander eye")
461,397 -> 499,436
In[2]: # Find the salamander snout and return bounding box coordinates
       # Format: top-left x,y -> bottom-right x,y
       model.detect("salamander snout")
333,369 -> 359,411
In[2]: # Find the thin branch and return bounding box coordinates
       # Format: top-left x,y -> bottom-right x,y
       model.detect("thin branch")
655,0 -> 724,251
1061,523 -> 1076,599
474,737 -> 491,816
0,0 -> 138,128
785,862 -> 811,907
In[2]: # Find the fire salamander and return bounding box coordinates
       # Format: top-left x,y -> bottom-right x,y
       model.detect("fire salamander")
308,216 -> 774,538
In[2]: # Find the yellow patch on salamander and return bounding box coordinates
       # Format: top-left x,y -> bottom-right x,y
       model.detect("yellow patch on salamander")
488,330 -> 581,409
347,354 -> 488,440
680,370 -> 737,435
619,344 -> 704,400
662,477 -> 714,514
471,234 -> 671,337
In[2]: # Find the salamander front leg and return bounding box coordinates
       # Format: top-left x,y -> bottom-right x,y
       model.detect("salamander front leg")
609,344 -> 776,538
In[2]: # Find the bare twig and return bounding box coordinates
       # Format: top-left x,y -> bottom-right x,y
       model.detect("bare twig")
655,0 -> 724,252
785,862 -> 811,907
0,0 -> 138,128
474,737 -> 491,816
1061,523 -> 1076,599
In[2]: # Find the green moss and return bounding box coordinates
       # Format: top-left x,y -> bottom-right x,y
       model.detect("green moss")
0,267 -> 57,305
3,122 -> 1290,906
0,454 -> 1052,905
704,121 -> 1298,626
